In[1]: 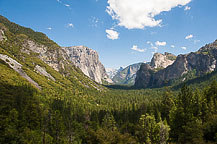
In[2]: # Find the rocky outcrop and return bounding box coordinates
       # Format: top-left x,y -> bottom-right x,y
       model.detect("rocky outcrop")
134,64 -> 153,88
135,40 -> 217,88
0,30 -> 4,41
112,63 -> 142,85
0,28 -> 7,42
21,39 -> 111,84
22,40 -> 67,72
106,67 -> 123,79
150,52 -> 176,69
112,52 -> 176,85
0,54 -> 41,89
35,65 -> 55,81
62,46 -> 112,84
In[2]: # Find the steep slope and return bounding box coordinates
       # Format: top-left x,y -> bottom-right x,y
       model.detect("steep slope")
135,40 -> 217,88
112,63 -> 142,85
0,15 -> 105,91
63,46 -> 112,84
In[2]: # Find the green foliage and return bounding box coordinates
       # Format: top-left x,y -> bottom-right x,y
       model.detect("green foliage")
137,114 -> 170,144
0,15 -> 59,49
1,14 -> 217,143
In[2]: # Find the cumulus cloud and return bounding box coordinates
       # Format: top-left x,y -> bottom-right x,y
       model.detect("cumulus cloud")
106,0 -> 191,29
171,45 -> 175,48
147,41 -> 158,54
67,23 -> 74,28
155,41 -> 167,46
131,45 -> 146,52
181,46 -> 187,50
184,6 -> 191,11
56,0 -> 71,9
64,4 -> 70,7
106,29 -> 119,40
56,0 -> 61,3
185,34 -> 193,39
47,27 -> 52,30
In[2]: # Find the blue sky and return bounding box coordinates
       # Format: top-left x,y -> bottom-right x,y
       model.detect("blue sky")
0,0 -> 217,69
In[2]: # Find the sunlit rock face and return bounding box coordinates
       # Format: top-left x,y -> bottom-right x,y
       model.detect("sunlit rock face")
135,40 -> 217,88
63,46 -> 112,84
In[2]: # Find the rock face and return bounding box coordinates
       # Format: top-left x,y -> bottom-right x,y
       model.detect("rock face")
135,64 -> 153,88
35,65 -> 56,81
150,52 -> 176,69
135,40 -> 217,88
106,67 -> 123,79
112,63 -> 142,85
21,39 -> 111,84
22,40 -> 67,72
63,46 -> 112,84
113,52 -> 176,85
0,54 -> 41,89
22,40 -> 111,84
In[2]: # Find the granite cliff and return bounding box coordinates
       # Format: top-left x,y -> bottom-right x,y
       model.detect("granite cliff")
63,46 -> 112,84
112,63 -> 142,85
135,40 -> 217,88
112,52 -> 176,85
150,52 -> 176,69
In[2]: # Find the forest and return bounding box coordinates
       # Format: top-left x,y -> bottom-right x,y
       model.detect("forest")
0,15 -> 217,144
0,70 -> 217,143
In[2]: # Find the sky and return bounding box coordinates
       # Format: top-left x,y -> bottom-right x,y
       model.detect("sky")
0,0 -> 217,69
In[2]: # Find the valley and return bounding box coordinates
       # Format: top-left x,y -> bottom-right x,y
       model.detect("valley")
0,15 -> 217,144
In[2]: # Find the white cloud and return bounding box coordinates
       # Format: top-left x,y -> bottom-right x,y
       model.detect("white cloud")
64,4 -> 70,7
67,23 -> 74,28
155,41 -> 167,46
181,46 -> 187,50
147,41 -> 158,54
147,41 -> 151,45
56,0 -> 61,3
106,29 -> 119,40
131,45 -> 146,52
106,0 -> 191,29
47,27 -> 52,30
185,34 -> 193,39
184,6 -> 191,11
171,45 -> 175,48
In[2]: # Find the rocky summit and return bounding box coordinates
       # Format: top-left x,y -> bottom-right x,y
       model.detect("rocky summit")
150,52 -> 176,69
135,40 -> 217,88
63,46 -> 112,84
112,63 -> 142,85
112,52 -> 176,85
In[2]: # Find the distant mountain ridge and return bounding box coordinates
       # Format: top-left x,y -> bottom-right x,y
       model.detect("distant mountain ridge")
135,40 -> 217,88
112,63 -> 142,85
106,67 -> 123,79
111,52 -> 176,85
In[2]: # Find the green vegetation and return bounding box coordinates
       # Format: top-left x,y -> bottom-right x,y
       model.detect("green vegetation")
0,15 -> 217,143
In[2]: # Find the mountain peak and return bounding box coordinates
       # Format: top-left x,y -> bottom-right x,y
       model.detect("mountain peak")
150,52 -> 176,69
63,46 -> 111,84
